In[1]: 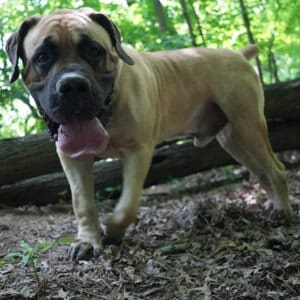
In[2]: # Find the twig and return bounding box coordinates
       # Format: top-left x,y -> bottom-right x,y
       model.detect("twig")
63,284 -> 107,299
143,286 -> 164,297
157,242 -> 191,255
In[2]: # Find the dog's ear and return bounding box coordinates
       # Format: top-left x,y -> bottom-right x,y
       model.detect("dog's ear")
5,15 -> 41,83
88,13 -> 134,65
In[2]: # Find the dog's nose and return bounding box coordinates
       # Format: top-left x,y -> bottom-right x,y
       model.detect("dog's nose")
56,73 -> 91,97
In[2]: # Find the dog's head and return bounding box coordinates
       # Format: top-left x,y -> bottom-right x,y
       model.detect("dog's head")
6,8 -> 134,157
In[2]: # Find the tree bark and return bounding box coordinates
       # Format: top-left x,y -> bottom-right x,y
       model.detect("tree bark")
126,0 -> 136,5
0,79 -> 300,206
0,133 -> 59,185
0,120 -> 300,206
152,0 -> 168,32
268,51 -> 280,83
264,79 -> 300,120
179,0 -> 197,46
238,0 -> 264,84
1,79 -> 299,187
188,0 -> 206,46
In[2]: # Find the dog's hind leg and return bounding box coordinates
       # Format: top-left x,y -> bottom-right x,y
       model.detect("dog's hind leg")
216,118 -> 291,216
103,143 -> 154,243
192,101 -> 228,148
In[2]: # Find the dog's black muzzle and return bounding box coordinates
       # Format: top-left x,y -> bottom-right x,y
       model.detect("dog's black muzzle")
27,64 -> 116,141
45,66 -> 102,123
28,64 -> 116,129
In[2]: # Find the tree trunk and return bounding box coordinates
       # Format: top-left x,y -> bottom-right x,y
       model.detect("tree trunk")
238,0 -> 264,84
152,0 -> 168,32
0,133 -> 59,185
188,0 -> 206,46
179,0 -> 197,46
264,79 -> 300,120
1,79 -> 299,187
0,79 -> 300,206
0,120 -> 300,206
126,0 -> 136,5
268,51 -> 280,83
267,32 -> 280,83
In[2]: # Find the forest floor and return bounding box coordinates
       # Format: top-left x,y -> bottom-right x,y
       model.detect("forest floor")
1,163 -> 300,300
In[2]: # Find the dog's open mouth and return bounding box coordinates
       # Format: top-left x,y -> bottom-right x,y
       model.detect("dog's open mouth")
56,118 -> 109,158
42,106 -> 113,159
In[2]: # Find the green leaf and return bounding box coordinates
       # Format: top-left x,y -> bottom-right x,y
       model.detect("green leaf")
59,237 -> 76,244
40,243 -> 55,254
22,254 -> 30,265
36,241 -> 54,250
4,252 -> 23,259
20,240 -> 32,252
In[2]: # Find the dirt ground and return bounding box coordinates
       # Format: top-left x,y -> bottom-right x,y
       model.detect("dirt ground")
1,165 -> 300,300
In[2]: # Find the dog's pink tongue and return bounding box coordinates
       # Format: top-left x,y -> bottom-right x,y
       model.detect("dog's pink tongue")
57,118 -> 109,158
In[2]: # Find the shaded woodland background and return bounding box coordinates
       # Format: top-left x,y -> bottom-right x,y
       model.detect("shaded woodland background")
1,2 -> 300,298
0,0 -> 300,137
0,0 -> 300,204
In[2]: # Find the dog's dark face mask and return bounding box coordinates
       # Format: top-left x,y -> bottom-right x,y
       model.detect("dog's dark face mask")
27,52 -> 115,126
5,9 -> 134,158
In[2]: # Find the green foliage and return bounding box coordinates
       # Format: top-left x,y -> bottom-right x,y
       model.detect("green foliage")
0,237 -> 74,268
223,165 -> 245,181
168,177 -> 181,186
105,184 -> 122,196
0,237 -> 74,287
95,184 -> 122,200
0,0 -> 299,138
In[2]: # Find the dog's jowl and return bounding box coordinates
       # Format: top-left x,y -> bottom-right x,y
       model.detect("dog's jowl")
6,8 -> 291,260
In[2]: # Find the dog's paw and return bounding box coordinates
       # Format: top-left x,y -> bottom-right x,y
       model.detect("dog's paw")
262,199 -> 273,211
262,199 -> 292,218
101,214 -> 126,245
68,240 -> 102,260
101,224 -> 124,246
103,233 -> 124,246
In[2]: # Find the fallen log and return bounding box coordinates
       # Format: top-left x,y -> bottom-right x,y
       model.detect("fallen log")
0,133 -> 58,185
1,120 -> 300,206
0,78 -> 300,186
264,79 -> 300,120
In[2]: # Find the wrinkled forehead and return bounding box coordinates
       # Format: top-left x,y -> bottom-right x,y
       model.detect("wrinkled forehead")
23,10 -> 111,58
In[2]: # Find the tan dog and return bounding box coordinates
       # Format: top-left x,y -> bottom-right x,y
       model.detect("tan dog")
6,8 -> 291,260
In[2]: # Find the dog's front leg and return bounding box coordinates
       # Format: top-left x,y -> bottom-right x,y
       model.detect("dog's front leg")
57,148 -> 102,260
104,144 -> 154,243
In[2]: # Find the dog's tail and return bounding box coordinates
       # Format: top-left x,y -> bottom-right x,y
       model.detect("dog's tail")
240,44 -> 259,60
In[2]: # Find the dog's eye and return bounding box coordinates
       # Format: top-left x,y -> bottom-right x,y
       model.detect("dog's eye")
81,44 -> 106,65
32,37 -> 58,73
85,46 -> 105,60
78,36 -> 106,66
33,51 -> 55,71
36,52 -> 51,63
33,50 -> 56,72
87,46 -> 102,57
